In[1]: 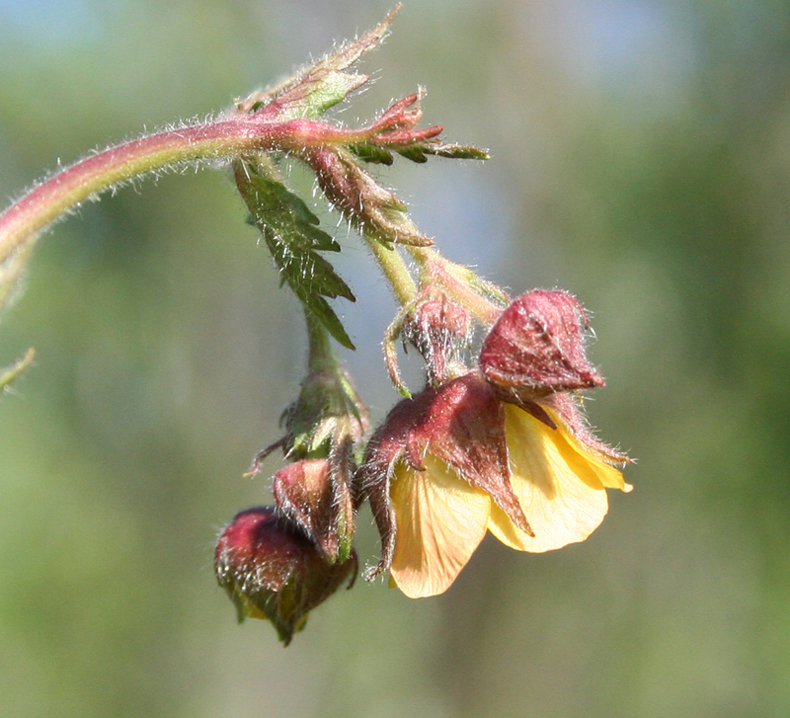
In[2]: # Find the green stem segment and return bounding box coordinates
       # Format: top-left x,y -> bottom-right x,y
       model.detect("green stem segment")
363,232 -> 417,306
305,309 -> 336,374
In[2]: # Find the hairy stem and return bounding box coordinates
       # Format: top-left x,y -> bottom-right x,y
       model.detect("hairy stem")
305,308 -> 336,373
0,116 -> 367,267
363,233 -> 417,306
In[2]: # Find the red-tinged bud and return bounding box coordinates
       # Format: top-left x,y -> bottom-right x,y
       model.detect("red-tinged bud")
480,290 -> 604,400
367,93 -> 444,149
215,507 -> 356,646
368,93 -> 425,136
306,147 -> 432,246
273,457 -> 355,563
401,297 -> 472,384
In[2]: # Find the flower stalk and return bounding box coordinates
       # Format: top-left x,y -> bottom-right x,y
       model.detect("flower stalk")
364,234 -> 418,306
0,118 -> 325,262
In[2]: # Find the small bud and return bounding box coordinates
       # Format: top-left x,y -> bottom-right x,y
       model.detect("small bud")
307,147 -> 432,246
401,297 -> 471,385
273,457 -> 355,563
480,290 -> 604,400
215,507 -> 356,646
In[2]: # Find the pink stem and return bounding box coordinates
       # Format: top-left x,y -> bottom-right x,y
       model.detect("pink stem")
0,116 -> 362,263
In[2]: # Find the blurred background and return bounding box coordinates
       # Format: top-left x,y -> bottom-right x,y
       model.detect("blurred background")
1,1 -> 789,716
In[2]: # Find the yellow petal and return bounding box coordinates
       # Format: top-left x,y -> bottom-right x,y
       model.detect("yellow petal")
549,410 -> 631,492
488,405 -> 623,552
390,454 -> 491,598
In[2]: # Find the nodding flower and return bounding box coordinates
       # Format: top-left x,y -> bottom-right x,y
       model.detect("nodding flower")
360,291 -> 631,598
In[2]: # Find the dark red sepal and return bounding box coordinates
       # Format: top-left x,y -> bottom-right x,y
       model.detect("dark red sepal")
214,507 -> 356,646
480,290 -> 604,399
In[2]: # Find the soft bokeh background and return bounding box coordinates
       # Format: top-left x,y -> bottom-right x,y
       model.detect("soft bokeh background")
2,1 -> 789,716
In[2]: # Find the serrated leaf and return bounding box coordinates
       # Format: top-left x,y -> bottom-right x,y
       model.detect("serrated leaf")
424,143 -> 490,160
395,146 -> 429,164
393,143 -> 490,164
349,143 -> 394,165
299,72 -> 369,118
302,296 -> 355,351
239,167 -> 356,349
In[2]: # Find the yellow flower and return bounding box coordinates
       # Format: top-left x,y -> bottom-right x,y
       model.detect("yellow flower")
362,378 -> 633,598
361,290 -> 631,598
388,400 -> 630,598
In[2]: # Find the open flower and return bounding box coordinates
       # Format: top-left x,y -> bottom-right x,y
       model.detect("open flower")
360,291 -> 630,598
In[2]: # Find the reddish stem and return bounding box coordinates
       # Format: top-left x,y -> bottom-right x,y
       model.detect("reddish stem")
0,116 -> 381,263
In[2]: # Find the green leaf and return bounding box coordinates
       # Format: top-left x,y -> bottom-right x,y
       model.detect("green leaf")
348,143 -> 394,165
395,146 -> 429,164
299,72 -> 370,119
240,166 -> 356,350
395,143 -> 490,164
424,143 -> 490,161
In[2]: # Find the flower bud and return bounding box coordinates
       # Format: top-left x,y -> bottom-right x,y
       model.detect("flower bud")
273,457 -> 355,563
214,507 -> 356,645
480,290 -> 604,400
306,146 -> 432,246
401,297 -> 471,384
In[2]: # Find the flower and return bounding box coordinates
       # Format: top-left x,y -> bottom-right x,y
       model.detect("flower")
245,348 -> 368,565
214,506 -> 356,645
360,290 -> 630,598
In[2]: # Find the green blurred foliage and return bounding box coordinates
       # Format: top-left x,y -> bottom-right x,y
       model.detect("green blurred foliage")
2,1 -> 790,716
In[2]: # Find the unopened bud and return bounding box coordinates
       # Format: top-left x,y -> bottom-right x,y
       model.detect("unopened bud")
307,147 -> 432,246
480,290 -> 604,399
273,458 -> 355,563
215,507 -> 356,645
402,297 -> 471,384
